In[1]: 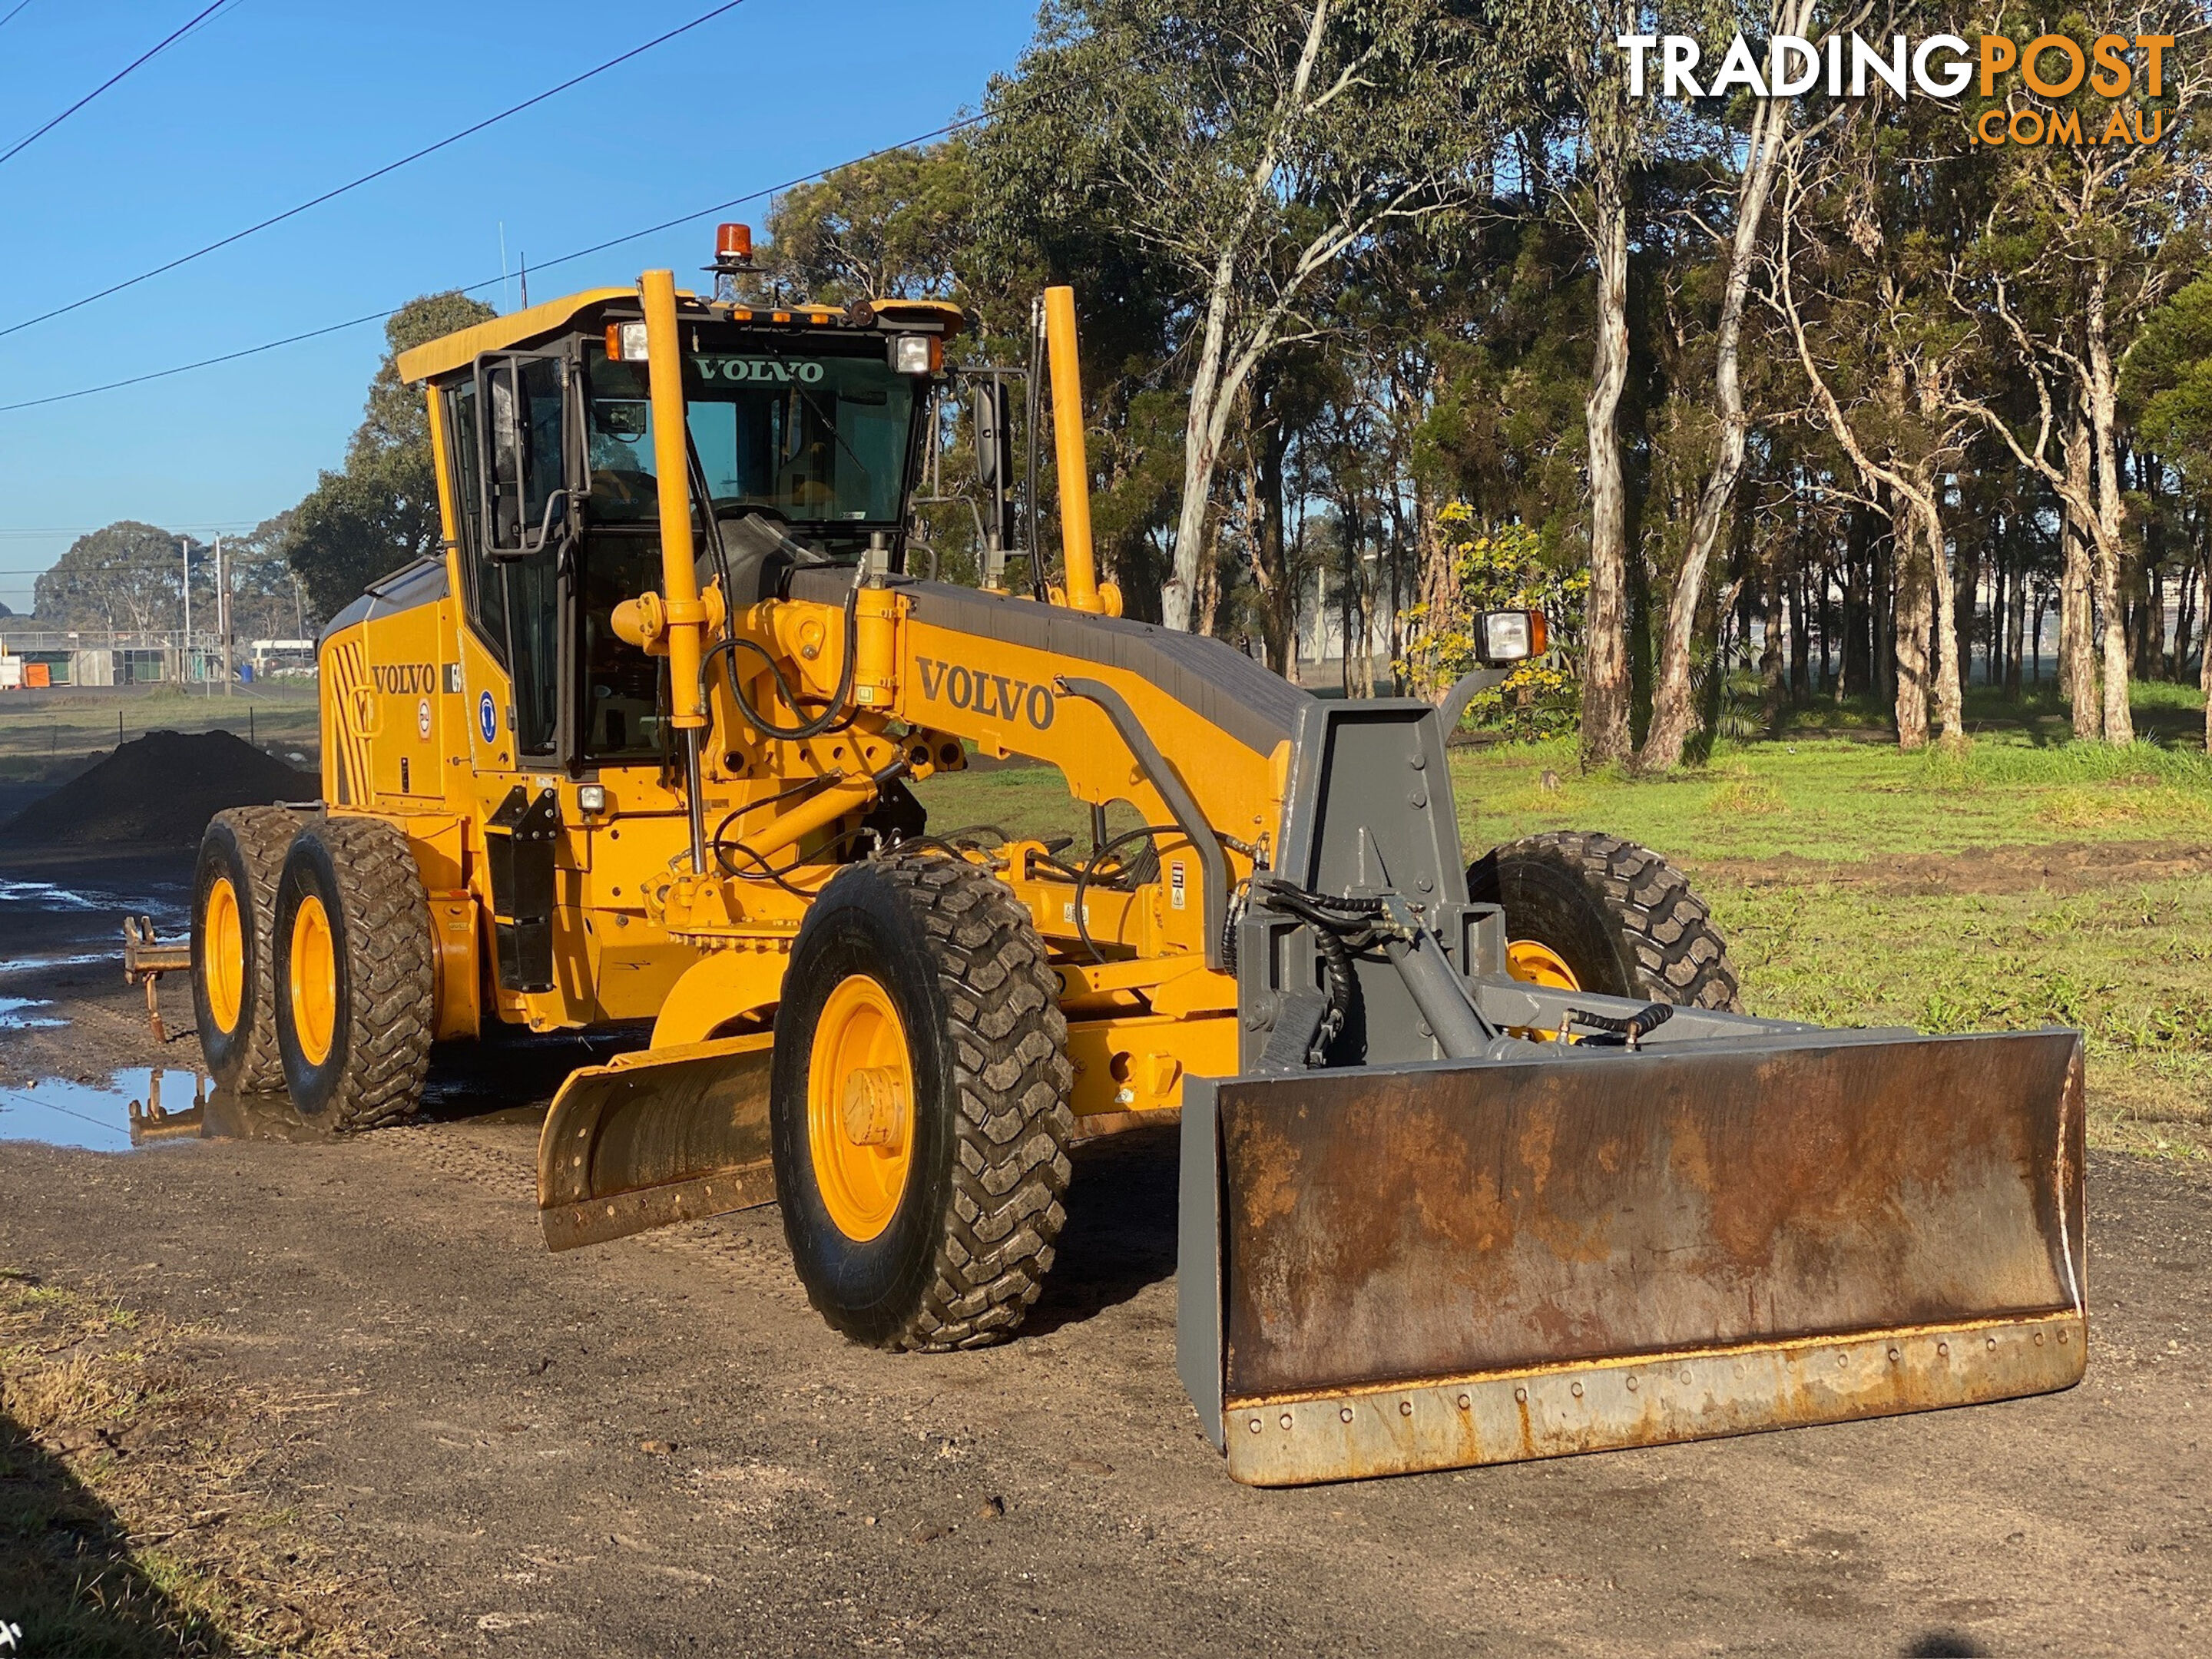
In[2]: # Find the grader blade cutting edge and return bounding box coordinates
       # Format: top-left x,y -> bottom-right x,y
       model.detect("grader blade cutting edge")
537,1035 -> 777,1251
1179,1028 -> 2086,1487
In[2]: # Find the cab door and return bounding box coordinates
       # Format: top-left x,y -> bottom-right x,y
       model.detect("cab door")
473,349 -> 577,767
448,349 -> 581,1002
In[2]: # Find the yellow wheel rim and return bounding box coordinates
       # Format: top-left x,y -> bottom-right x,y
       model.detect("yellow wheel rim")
806,974 -> 916,1242
288,893 -> 337,1068
1506,939 -> 1580,991
1505,940 -> 1579,1042
204,875 -> 246,1033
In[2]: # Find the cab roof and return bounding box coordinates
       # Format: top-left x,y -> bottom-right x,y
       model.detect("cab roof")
396,286 -> 967,385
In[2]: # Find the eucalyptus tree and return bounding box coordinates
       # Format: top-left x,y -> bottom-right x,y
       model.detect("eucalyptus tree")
1945,5 -> 2212,745
286,292 -> 497,618
1770,81 -> 1981,749
1637,0 -> 1830,770
976,0 -> 1508,633
762,142 -> 975,305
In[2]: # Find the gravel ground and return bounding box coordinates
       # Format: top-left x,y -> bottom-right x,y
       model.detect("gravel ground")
1,848 -> 2207,1657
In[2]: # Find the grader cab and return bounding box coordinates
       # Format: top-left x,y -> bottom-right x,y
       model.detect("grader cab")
187,237 -> 2085,1485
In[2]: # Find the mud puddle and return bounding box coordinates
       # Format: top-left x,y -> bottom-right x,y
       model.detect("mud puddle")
0,952 -> 112,976
0,1065 -> 327,1153
0,995 -> 68,1031
0,874 -> 187,926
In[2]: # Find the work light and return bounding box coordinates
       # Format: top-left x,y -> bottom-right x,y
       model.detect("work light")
1478,610 -> 1545,664
890,335 -> 939,376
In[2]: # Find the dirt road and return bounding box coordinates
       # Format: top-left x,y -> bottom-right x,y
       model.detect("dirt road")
2,849 -> 2208,1656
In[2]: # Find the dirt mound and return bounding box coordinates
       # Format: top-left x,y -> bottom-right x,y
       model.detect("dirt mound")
0,730 -> 318,852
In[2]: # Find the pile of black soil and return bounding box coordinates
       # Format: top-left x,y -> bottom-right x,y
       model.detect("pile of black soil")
0,730 -> 317,853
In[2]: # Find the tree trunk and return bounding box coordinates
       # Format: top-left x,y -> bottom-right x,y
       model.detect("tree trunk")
2175,561 -> 2197,687
1580,140 -> 1633,767
1913,471 -> 1965,741
2202,538 -> 2212,753
2083,280 -> 2134,744
1245,410 -> 1296,677
2005,547 -> 2026,697
1842,508 -> 1872,697
1892,497 -> 1932,750
1760,548 -> 1786,721
1637,85 -> 1789,770
2060,405 -> 2100,737
1953,532 -> 1979,695
1789,558 -> 1811,702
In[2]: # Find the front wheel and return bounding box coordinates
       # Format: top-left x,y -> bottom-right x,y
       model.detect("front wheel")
1467,830 -> 1741,1010
770,852 -> 1074,1351
271,816 -> 435,1131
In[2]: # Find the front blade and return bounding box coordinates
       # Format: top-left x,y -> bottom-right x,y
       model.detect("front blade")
1179,1030 -> 2086,1486
537,1035 -> 777,1251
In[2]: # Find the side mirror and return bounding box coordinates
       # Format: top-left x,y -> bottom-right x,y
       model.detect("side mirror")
971,379 -> 1014,554
475,353 -> 574,561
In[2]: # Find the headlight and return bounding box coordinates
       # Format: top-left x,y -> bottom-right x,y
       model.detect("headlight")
1478,610 -> 1546,664
606,321 -> 649,363
576,783 -> 608,815
889,335 -> 939,376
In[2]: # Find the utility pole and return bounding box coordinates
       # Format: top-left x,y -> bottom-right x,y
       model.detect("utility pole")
217,535 -> 233,696
179,538 -> 190,690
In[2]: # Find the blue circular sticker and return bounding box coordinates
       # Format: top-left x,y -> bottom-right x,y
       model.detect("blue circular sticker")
478,690 -> 498,743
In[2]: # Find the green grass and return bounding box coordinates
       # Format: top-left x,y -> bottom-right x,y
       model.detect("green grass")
922,724 -> 2212,1162
1454,729 -> 2212,1160
1457,732 -> 2212,864
1719,875 -> 2212,1160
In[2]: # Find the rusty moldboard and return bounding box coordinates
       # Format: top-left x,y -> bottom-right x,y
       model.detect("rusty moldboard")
537,1035 -> 778,1252
1181,1029 -> 2086,1483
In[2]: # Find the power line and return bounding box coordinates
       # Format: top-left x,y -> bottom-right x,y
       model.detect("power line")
0,2 -> 37,35
0,110 -> 985,416
0,2 -> 230,172
0,0 -> 756,343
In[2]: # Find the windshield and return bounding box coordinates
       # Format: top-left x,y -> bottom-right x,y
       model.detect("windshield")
584,343 -> 919,528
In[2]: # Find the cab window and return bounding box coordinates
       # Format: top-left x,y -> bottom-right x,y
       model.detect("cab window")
445,380 -> 508,664
584,340 -> 919,530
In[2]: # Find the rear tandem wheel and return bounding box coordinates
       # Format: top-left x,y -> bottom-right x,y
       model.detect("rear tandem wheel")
270,815 -> 435,1131
769,851 -> 1075,1351
190,805 -> 301,1093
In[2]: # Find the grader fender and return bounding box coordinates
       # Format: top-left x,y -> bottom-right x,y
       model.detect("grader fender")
538,1036 -> 777,1250
1178,1028 -> 2085,1487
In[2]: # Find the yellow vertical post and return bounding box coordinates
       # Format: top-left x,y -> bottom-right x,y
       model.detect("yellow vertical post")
1044,286 -> 1104,614
641,269 -> 707,728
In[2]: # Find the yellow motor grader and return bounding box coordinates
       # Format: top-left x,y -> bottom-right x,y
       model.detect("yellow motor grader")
188,242 -> 2085,1485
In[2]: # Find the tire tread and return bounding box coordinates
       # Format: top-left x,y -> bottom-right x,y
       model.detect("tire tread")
298,816 -> 434,1131
196,805 -> 300,1092
853,853 -> 1073,1352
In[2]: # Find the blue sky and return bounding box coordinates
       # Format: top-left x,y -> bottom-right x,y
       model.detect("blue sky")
0,0 -> 1036,611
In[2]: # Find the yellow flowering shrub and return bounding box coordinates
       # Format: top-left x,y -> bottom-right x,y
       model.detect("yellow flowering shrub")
1399,507 -> 1585,740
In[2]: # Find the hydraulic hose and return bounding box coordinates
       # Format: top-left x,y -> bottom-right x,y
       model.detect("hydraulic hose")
700,583 -> 861,744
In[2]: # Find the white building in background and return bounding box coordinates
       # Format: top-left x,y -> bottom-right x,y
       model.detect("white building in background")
0,628 -> 320,689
